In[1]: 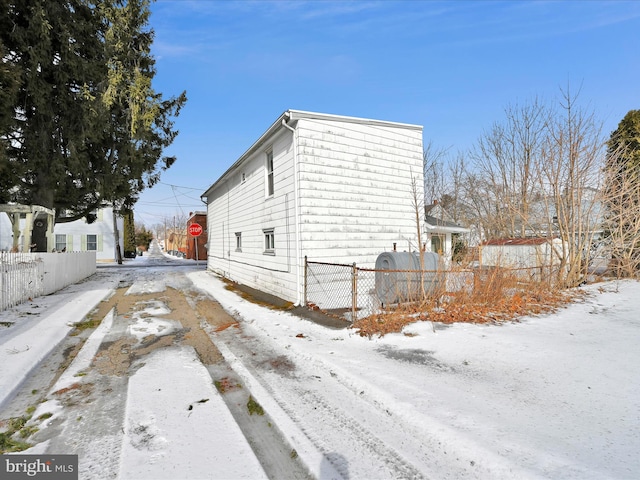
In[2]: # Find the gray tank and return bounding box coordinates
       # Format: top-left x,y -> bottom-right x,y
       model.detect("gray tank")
375,251 -> 440,305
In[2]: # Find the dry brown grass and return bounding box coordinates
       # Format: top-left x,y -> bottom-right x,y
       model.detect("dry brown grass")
352,267 -> 583,338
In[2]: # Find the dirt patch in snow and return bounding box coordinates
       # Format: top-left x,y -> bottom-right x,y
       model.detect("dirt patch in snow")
87,286 -> 234,377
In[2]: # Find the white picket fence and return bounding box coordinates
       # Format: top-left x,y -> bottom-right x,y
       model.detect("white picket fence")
0,251 -> 96,311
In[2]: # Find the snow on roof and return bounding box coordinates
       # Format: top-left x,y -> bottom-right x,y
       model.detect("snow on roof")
482,237 -> 557,246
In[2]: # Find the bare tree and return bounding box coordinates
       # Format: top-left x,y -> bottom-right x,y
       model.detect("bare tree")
469,98 -> 548,238
538,86 -> 605,287
162,212 -> 188,254
443,152 -> 467,223
423,141 -> 449,206
458,89 -> 608,287
601,145 -> 640,277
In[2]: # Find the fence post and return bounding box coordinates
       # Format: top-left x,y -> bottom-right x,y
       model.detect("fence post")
303,256 -> 308,307
351,262 -> 357,321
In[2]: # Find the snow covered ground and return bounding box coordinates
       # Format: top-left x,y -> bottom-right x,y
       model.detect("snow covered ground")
192,273 -> 640,479
1,249 -> 639,479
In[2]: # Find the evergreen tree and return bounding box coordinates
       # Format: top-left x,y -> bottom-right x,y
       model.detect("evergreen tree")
122,209 -> 136,257
0,0 -> 186,254
97,0 -> 186,213
607,110 -> 640,170
0,0 -> 106,219
97,0 -> 186,262
603,110 -> 640,276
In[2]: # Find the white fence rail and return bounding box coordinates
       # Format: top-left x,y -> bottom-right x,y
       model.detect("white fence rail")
0,251 -> 96,311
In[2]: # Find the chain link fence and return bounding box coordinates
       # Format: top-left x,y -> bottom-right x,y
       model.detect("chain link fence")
304,258 -> 447,322
304,257 -> 560,322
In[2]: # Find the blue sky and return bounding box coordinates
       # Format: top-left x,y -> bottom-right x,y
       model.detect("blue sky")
135,0 -> 640,227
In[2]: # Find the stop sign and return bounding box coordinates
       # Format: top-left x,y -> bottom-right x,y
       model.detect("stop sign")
188,223 -> 203,237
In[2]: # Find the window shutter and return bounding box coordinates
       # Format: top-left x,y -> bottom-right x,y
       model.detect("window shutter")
98,235 -> 103,251
67,235 -> 73,251
81,235 -> 86,251
98,209 -> 104,221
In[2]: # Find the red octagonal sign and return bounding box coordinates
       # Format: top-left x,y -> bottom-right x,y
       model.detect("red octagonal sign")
188,223 -> 203,237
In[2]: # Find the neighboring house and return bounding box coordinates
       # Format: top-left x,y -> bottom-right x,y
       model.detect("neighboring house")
423,201 -> 469,263
0,213 -> 12,251
0,205 -> 121,261
53,207 -> 124,262
186,211 -> 207,260
503,187 -> 605,240
201,110 -> 424,304
165,227 -> 187,256
0,204 -> 55,252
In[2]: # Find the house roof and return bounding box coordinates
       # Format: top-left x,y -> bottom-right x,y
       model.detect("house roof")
201,110 -> 423,199
423,203 -> 469,233
481,237 -> 556,246
424,215 -> 470,232
188,211 -> 206,219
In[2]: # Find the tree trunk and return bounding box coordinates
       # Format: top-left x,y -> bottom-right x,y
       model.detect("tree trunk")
113,205 -> 123,264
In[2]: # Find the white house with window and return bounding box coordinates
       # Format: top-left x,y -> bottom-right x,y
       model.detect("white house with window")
201,110 -> 424,305
53,207 -> 124,262
423,202 -> 469,264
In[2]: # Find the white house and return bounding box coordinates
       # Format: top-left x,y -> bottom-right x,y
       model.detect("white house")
52,207 -> 124,262
1,206 -> 123,261
201,110 -> 424,305
0,214 -> 12,251
423,201 -> 469,263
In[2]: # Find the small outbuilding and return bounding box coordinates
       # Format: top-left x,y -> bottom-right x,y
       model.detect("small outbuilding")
480,237 -> 563,270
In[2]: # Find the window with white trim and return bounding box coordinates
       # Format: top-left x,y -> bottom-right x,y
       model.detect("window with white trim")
55,234 -> 67,252
235,232 -> 242,252
263,228 -> 275,254
266,150 -> 274,197
431,234 -> 445,254
86,234 -> 98,251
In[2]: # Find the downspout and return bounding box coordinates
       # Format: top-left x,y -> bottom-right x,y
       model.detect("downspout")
200,195 -> 208,265
282,116 -> 303,306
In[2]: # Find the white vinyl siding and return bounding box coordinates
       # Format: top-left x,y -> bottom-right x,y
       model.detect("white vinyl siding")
295,117 -> 423,265
204,111 -> 423,303
52,207 -> 123,262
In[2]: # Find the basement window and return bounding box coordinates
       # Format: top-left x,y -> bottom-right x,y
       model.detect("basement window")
263,228 -> 275,255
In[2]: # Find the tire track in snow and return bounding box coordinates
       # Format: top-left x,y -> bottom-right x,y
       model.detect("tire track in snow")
214,330 -> 428,479
217,320 -> 538,480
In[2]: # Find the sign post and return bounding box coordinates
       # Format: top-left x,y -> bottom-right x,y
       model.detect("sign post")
188,223 -> 203,266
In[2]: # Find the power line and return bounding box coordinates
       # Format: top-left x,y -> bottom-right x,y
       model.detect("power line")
158,181 -> 207,191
